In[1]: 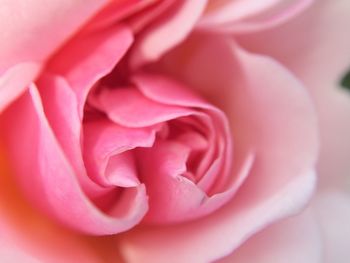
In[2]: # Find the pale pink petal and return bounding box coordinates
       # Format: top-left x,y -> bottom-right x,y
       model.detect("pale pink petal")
130,0 -> 208,68
201,0 -> 284,24
313,191 -> 350,263
0,62 -> 41,112
236,0 -> 350,189
119,39 -> 318,262
0,85 -> 147,235
0,244 -> 40,263
48,24 -> 133,117
120,171 -> 315,263
217,209 -> 322,263
198,0 -> 313,33
0,0 -> 109,72
0,219 -> 103,263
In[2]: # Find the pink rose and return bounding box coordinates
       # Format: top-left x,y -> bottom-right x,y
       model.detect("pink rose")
0,0 -> 349,262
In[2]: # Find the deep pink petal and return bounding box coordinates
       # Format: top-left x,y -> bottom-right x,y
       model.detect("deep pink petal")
92,87 -> 194,127
83,118 -> 159,186
0,85 -> 148,235
48,24 -> 133,117
37,73 -> 102,196
84,0 -> 155,32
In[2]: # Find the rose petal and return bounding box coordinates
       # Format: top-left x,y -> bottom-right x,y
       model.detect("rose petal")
0,85 -> 148,235
132,74 -> 233,193
130,0 -> 208,68
119,37 -> 318,262
217,208 -> 322,263
0,147 -> 120,262
236,0 -> 350,189
137,139 -> 254,224
94,87 -> 194,128
37,73 -> 102,196
120,171 -> 315,263
84,0 -> 156,32
313,191 -> 350,263
83,118 -> 159,187
198,0 -> 314,33
0,62 -> 41,112
0,0 -> 109,72
48,24 -> 133,117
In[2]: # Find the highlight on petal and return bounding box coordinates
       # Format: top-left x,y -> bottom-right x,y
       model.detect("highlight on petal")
0,62 -> 41,112
118,36 -> 318,262
217,208 -> 322,263
0,244 -> 39,263
198,0 -> 314,33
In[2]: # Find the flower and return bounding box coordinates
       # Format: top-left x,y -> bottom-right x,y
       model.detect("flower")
0,0 -> 349,262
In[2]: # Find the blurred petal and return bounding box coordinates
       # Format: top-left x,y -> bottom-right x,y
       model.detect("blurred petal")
217,209 -> 322,263
313,191 -> 350,263
236,0 -> 350,189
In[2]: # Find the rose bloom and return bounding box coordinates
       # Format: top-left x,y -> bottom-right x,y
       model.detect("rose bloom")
0,0 -> 349,262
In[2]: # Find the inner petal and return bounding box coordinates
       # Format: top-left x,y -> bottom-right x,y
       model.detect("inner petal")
105,152 -> 140,187
83,118 -> 159,187
91,86 -> 194,127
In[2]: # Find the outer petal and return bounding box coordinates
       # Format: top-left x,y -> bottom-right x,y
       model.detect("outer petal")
0,62 -> 41,112
119,38 -> 318,262
0,148 -> 121,262
313,191 -> 350,263
130,0 -> 208,68
198,0 -> 313,33
0,244 -> 39,263
0,0 -> 109,72
217,208 -> 322,263
236,0 -> 350,189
